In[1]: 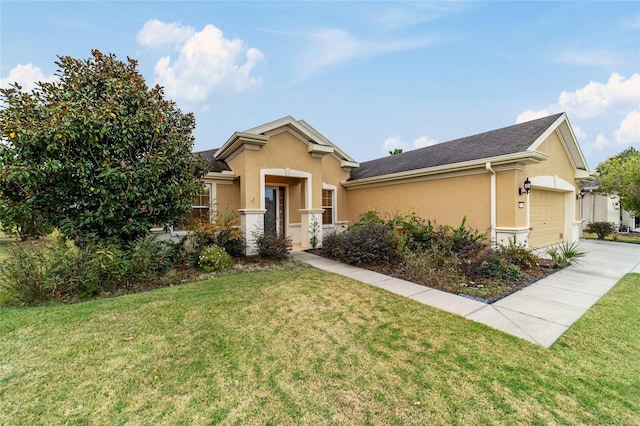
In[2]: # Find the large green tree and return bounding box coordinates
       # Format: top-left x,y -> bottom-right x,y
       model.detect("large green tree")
596,147 -> 640,216
0,50 -> 208,242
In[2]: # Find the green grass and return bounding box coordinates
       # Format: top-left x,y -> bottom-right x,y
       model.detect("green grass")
0,239 -> 16,262
1,265 -> 639,424
583,232 -> 640,244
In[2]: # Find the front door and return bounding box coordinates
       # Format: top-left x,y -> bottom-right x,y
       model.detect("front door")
265,186 -> 285,236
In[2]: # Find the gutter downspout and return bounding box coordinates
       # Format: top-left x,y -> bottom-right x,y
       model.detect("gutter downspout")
485,162 -> 496,247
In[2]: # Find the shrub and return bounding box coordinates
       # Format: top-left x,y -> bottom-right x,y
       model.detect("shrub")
309,215 -> 321,249
253,230 -> 292,259
428,218 -> 486,257
349,209 -> 384,230
0,234 -> 181,306
199,245 -> 233,272
186,209 -> 245,257
473,253 -> 522,281
448,216 -> 487,255
546,241 -> 586,265
500,236 -> 539,270
584,221 -> 616,239
388,211 -> 434,252
322,231 -> 345,259
339,222 -> 399,266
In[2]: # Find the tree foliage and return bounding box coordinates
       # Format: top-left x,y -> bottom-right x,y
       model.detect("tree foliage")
0,50 -> 208,242
596,147 -> 640,216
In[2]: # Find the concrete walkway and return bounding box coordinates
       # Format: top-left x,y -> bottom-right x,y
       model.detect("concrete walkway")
292,239 -> 640,348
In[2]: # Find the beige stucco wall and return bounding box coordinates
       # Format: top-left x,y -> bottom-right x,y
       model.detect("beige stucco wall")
214,180 -> 240,213
345,172 -> 491,231
522,131 -> 581,222
525,132 -> 576,184
211,128 -> 355,250
495,169 -> 519,228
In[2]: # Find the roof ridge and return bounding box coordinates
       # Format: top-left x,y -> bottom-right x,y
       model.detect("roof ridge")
351,113 -> 566,180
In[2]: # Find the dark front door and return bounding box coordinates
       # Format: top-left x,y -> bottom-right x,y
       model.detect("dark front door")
265,186 -> 285,236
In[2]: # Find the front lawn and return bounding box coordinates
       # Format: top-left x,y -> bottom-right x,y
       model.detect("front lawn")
1,266 -> 638,424
583,231 -> 640,244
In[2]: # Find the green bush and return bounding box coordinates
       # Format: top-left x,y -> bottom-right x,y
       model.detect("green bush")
198,245 -> 233,272
0,234 -> 179,306
546,241 -> 586,265
500,237 -> 538,270
471,251 -> 522,281
253,230 -> 292,259
428,219 -> 486,258
584,221 -> 616,239
388,211 -> 434,252
186,209 -> 245,257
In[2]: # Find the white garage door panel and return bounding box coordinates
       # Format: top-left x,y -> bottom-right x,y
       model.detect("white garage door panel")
529,190 -> 564,248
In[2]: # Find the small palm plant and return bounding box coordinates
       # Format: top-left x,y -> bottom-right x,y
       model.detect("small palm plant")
546,241 -> 586,265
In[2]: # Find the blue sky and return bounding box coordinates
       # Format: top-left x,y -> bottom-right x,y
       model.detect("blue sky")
2,1 -> 639,170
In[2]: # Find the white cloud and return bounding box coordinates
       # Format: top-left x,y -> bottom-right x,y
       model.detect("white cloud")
298,28 -> 436,79
516,73 -> 640,165
412,135 -> 439,149
382,135 -> 438,153
139,21 -> 264,103
517,73 -> 640,122
614,111 -> 640,145
382,136 -> 408,153
137,20 -> 195,50
556,73 -> 640,119
516,109 -> 550,124
0,63 -> 56,92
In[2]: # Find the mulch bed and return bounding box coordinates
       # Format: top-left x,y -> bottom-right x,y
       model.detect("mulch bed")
307,249 -> 562,303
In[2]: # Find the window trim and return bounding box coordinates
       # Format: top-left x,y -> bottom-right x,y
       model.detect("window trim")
322,183 -> 337,225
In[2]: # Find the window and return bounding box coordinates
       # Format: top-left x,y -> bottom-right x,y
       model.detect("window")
182,183 -> 211,225
322,189 -> 333,225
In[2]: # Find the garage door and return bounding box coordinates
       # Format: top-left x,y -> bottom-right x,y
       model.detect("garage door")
529,190 -> 564,248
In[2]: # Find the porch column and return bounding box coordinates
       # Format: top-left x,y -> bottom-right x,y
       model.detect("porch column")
299,209 -> 324,249
239,209 -> 267,255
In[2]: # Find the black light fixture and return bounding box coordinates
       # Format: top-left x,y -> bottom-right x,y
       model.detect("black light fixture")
576,188 -> 586,199
519,177 -> 532,196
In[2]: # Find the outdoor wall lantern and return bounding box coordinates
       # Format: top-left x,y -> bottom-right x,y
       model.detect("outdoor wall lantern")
576,188 -> 586,200
519,178 -> 532,196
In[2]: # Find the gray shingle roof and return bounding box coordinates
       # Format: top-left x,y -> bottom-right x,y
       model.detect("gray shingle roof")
349,113 -> 564,181
194,149 -> 232,173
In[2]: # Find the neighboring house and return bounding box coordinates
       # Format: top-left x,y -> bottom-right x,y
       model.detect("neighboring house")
169,112 -> 592,254
581,181 -> 639,232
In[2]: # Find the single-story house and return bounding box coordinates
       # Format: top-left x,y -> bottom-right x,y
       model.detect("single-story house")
581,181 -> 639,232
173,112 -> 592,254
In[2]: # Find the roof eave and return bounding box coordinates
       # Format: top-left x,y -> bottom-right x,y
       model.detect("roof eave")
204,170 -> 236,181
215,132 -> 269,161
527,112 -> 589,172
343,151 -> 548,188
